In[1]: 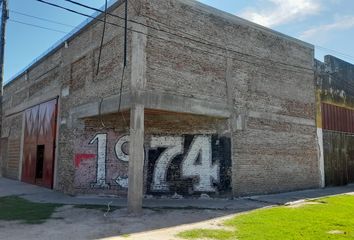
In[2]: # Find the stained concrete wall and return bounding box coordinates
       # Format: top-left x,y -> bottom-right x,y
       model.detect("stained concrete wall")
0,0 -> 320,197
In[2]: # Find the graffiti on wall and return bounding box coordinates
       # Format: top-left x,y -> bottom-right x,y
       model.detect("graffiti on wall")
74,132 -> 231,196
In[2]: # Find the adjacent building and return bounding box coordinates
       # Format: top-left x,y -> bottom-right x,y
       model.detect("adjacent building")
316,56 -> 354,187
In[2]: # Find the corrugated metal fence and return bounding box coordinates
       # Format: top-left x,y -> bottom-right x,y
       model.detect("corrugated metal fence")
322,103 -> 354,133
322,103 -> 354,186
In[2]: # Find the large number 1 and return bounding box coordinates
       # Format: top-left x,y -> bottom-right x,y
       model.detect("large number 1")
89,134 -> 109,188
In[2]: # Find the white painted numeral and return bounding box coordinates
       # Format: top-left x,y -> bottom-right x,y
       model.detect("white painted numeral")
150,136 -> 184,191
89,134 -> 109,188
181,136 -> 218,192
115,135 -> 130,162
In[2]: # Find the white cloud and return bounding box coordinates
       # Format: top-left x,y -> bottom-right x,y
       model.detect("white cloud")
239,0 -> 321,27
300,16 -> 354,41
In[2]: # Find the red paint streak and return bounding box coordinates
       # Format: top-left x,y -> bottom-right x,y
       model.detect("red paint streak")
75,154 -> 96,168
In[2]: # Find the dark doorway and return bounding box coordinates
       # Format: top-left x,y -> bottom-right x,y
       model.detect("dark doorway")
35,145 -> 45,179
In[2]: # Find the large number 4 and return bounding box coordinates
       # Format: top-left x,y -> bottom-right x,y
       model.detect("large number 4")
181,136 -> 218,192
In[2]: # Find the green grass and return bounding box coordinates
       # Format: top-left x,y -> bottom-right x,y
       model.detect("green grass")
178,229 -> 237,240
0,196 -> 62,224
178,195 -> 354,240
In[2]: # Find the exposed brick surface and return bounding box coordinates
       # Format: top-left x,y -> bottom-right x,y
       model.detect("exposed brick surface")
0,0 -> 320,197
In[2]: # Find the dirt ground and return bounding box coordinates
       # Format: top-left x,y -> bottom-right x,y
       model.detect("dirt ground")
0,205 -> 236,240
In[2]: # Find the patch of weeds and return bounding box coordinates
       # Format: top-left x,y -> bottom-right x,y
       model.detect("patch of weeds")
0,196 -> 62,224
74,204 -> 121,212
177,229 -> 237,240
121,234 -> 131,238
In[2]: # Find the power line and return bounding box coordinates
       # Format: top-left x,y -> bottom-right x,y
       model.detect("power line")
316,45 -> 354,62
9,1 -> 354,65
63,0 -> 208,44
96,0 -> 108,76
40,0 -> 314,73
35,0 -> 124,29
9,9 -> 76,28
9,19 -> 67,34
35,0 -> 354,67
31,0 -> 316,74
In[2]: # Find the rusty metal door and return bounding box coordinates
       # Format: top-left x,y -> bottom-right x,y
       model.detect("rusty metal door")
21,99 -> 57,188
37,99 -> 57,188
22,105 -> 39,184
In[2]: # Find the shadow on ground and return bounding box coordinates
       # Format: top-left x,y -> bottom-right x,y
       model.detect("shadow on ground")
1,177 -> 354,240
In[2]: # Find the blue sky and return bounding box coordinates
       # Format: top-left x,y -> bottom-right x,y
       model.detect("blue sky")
3,0 -> 354,83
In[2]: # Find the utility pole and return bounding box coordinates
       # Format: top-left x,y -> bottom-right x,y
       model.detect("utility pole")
0,0 -> 8,98
0,0 -> 7,177
0,0 -> 8,136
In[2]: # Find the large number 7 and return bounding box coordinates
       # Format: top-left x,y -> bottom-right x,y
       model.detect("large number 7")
150,136 -> 184,191
150,136 -> 219,192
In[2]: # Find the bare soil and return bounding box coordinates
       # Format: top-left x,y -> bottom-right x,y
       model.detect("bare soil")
0,205 -> 235,240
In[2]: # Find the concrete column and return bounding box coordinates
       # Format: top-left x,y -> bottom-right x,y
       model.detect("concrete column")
127,103 -> 144,212
127,17 -> 147,213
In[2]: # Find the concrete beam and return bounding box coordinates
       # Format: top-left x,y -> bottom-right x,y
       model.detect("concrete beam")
248,111 -> 316,126
70,91 -> 230,124
4,87 -> 60,117
141,91 -> 230,118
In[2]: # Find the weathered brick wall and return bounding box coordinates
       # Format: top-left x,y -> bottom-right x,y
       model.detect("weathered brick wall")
72,110 -> 231,197
0,114 -> 22,179
1,1 -> 134,192
144,0 -> 319,196
1,0 -> 320,197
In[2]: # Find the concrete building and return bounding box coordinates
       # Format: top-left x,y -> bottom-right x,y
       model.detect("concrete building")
316,56 -> 354,187
0,0 -> 322,202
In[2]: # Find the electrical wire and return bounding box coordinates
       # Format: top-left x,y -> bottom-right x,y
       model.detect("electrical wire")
9,9 -> 76,28
96,0 -> 108,76
119,0 -> 129,129
10,4 -> 354,65
62,0 -> 210,47
34,0 -> 315,74
96,0 -> 108,128
316,45 -> 354,62
35,0 -> 123,28
9,0 -> 354,67
9,19 -> 67,34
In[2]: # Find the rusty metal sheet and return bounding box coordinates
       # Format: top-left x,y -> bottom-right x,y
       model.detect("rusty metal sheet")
322,103 -> 354,133
39,99 -> 58,188
21,106 -> 39,184
21,99 -> 58,188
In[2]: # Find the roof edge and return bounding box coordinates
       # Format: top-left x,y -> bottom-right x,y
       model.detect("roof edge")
180,0 -> 314,50
4,0 -> 121,87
